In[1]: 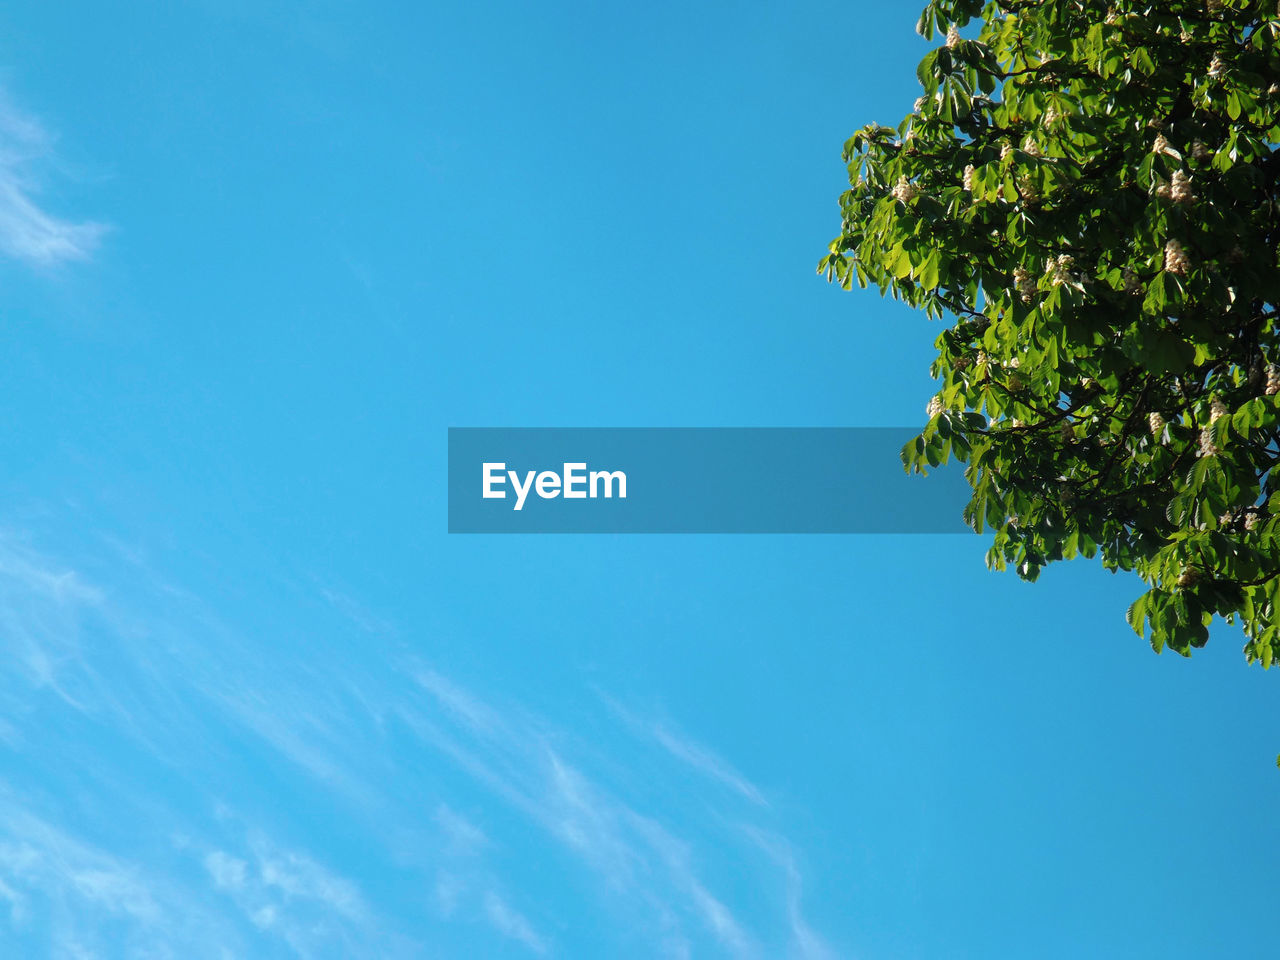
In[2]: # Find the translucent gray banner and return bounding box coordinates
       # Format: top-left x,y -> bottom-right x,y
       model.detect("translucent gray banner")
448,428 -> 970,534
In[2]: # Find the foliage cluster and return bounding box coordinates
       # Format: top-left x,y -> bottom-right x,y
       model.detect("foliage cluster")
822,0 -> 1280,663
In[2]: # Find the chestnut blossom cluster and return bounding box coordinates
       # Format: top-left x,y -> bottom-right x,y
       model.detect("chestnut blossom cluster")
1170,170 -> 1193,204
1046,253 -> 1075,287
1199,427 -> 1220,457
1013,266 -> 1036,303
1149,412 -> 1165,437
1197,399 -> 1228,458
1265,364 -> 1280,396
1220,508 -> 1260,532
891,175 -> 920,204
1164,239 -> 1190,275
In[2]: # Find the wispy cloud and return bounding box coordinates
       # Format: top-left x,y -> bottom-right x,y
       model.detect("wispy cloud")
745,828 -> 837,960
435,804 -> 488,855
201,828 -> 377,957
600,693 -> 768,807
430,806 -> 548,954
483,891 -> 548,955
0,793 -> 238,958
0,531 -> 843,958
649,724 -> 767,807
405,673 -> 763,957
0,91 -> 105,266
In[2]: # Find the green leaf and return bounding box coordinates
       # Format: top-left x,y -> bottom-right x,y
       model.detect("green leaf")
919,251 -> 941,290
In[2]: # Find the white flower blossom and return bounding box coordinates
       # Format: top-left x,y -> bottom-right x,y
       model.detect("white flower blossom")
1177,566 -> 1201,589
1013,266 -> 1036,303
927,395 -> 944,417
1152,134 -> 1173,155
1043,105 -> 1062,126
1245,512 -> 1261,532
1265,364 -> 1280,396
1164,239 -> 1190,276
1153,179 -> 1172,200
1022,137 -> 1043,158
1047,253 -> 1075,287
946,25 -> 961,48
1017,173 -> 1039,203
914,96 -> 926,112
1209,398 -> 1228,423
1170,169 -> 1194,204
1208,54 -> 1225,78
1000,142 -> 1014,161
962,163 -> 976,191
1198,427 -> 1219,457
1191,140 -> 1211,161
891,175 -> 921,204
1206,0 -> 1223,15
1149,412 -> 1165,436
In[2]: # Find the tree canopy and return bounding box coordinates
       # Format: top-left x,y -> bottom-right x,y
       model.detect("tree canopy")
821,0 -> 1280,666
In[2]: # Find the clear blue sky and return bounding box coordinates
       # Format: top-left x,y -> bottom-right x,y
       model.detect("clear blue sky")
0,1 -> 1275,957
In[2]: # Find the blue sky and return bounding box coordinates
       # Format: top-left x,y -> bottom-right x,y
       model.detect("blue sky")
0,1 -> 1276,957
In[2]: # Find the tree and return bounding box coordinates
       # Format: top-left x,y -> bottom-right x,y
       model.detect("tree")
821,0 -> 1280,667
